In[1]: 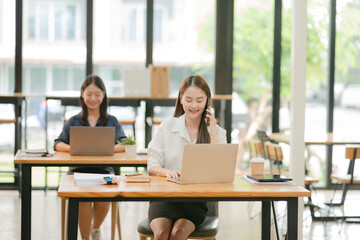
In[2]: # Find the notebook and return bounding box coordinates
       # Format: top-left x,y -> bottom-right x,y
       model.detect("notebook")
70,126 -> 115,156
167,144 -> 238,184
246,174 -> 292,182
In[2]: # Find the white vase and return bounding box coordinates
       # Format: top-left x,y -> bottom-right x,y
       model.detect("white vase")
125,145 -> 137,157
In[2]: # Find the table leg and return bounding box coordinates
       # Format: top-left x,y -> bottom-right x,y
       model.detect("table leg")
68,199 -> 79,240
144,100 -> 153,148
261,201 -> 271,240
21,164 -> 31,240
45,98 -> 49,149
14,99 -> 22,154
287,198 -> 298,240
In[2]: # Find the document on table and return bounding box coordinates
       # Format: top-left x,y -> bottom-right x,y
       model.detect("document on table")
243,175 -> 295,185
74,172 -> 116,185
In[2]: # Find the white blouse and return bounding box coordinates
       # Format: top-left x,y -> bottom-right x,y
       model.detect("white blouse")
147,114 -> 227,172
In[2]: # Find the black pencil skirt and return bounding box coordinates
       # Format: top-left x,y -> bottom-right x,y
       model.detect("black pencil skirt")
67,166 -> 115,175
148,202 -> 208,227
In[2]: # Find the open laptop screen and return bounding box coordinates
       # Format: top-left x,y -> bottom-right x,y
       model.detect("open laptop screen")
70,126 -> 115,156
167,144 -> 238,184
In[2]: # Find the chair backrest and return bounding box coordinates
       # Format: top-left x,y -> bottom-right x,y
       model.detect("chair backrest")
247,139 -> 263,157
345,145 -> 360,160
254,140 -> 264,156
345,145 -> 360,180
247,140 -> 256,157
206,201 -> 218,217
265,142 -> 283,163
256,130 -> 270,142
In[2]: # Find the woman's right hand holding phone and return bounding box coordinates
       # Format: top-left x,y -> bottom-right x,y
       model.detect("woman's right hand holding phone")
205,109 -> 218,143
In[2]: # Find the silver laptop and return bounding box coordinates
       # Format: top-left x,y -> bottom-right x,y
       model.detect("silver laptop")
167,144 -> 238,184
70,126 -> 115,156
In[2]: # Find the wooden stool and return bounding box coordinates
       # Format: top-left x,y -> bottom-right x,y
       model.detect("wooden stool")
61,199 -> 121,240
119,120 -> 136,138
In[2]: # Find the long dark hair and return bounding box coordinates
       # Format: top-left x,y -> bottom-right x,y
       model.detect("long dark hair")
174,75 -> 212,143
79,75 -> 108,126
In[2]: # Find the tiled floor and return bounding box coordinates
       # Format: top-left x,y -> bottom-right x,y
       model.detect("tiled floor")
1,189 -> 360,240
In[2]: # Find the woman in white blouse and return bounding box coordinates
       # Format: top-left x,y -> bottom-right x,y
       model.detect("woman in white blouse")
147,75 -> 227,240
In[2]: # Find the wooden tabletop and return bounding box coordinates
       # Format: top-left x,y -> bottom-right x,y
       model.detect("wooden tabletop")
14,150 -> 147,165
58,175 -> 310,199
269,132 -> 360,145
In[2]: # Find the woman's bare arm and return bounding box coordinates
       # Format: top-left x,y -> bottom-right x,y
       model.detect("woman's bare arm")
54,142 -> 70,152
114,144 -> 125,153
149,166 -> 180,179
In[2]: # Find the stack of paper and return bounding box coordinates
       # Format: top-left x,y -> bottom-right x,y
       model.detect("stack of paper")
74,172 -> 116,185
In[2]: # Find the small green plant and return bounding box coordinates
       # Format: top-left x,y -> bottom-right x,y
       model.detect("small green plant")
117,135 -> 136,145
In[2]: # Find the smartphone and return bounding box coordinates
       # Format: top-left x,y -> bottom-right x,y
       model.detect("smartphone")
204,99 -> 210,126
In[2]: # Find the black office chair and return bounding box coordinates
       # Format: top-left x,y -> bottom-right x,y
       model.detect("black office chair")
137,202 -> 219,240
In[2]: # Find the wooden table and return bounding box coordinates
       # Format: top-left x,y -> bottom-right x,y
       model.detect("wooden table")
270,132 -> 360,220
269,132 -> 360,146
0,94 -> 26,189
270,132 -> 360,184
14,150 -> 147,240
45,94 -> 233,147
58,175 -> 310,240
0,93 -> 26,154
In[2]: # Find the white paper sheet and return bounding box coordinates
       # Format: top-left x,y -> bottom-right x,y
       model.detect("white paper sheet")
73,172 -> 116,185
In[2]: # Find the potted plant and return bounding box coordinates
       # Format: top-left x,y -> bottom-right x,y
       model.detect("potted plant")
117,135 -> 136,157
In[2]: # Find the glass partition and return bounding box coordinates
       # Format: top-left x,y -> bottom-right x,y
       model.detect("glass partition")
333,1 -> 360,176
0,0 -> 16,184
93,0 -> 146,96
233,0 -> 274,168
153,0 -> 215,95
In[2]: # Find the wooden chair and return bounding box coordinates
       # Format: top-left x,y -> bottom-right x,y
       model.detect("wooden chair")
304,176 -> 319,220
265,143 -> 320,221
247,140 -> 281,240
247,139 -> 260,158
61,199 -> 121,240
0,118 -> 21,196
329,145 -> 360,207
137,202 -> 219,240
264,142 -> 287,174
119,120 -> 136,138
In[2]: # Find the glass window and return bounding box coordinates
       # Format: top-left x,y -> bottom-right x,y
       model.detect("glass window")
8,66 -> 14,93
304,0 -> 330,187
93,0 -> 147,96
233,0 -> 274,167
66,5 -> 76,39
0,0 -> 15,94
73,68 -> 85,90
28,3 -> 36,38
27,0 -> 84,41
39,3 -> 49,39
53,68 -> 68,91
153,0 -> 216,95
153,9 -> 162,43
0,0 -> 16,183
23,0 -> 86,153
29,67 -> 47,93
333,1 -> 360,175
280,0 -> 330,186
